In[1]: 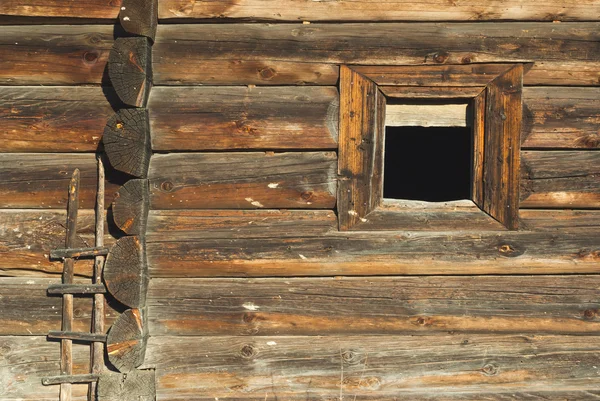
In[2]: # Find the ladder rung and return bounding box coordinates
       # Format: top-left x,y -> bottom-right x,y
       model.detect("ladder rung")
50,246 -> 109,259
47,331 -> 107,342
41,373 -> 99,386
47,283 -> 106,295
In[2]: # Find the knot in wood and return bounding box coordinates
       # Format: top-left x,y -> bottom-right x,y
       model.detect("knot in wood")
160,181 -> 174,192
258,67 -> 277,80
461,56 -> 472,63
83,51 -> 99,64
583,309 -> 597,320
301,191 -> 313,201
433,51 -> 449,64
242,312 -> 256,323
240,344 -> 257,359
497,243 -> 524,257
341,350 -> 360,364
481,363 -> 499,376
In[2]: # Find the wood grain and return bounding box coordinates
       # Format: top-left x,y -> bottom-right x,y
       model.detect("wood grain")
0,278 -> 118,335
112,179 -> 150,236
153,23 -> 600,86
145,209 -> 336,241
0,0 -> 121,19
520,150 -> 600,208
148,152 -> 337,209
385,104 -> 468,127
0,25 -> 113,85
142,335 -> 600,399
147,275 -> 600,336
108,37 -> 152,107
148,86 -> 339,151
146,231 -> 600,277
522,87 -> 600,149
157,0 -> 600,22
337,66 -> 383,230
0,154 -> 123,209
106,308 -> 148,372
119,0 -> 158,41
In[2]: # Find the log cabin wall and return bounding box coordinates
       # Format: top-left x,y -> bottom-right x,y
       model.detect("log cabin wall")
1,1 -> 600,399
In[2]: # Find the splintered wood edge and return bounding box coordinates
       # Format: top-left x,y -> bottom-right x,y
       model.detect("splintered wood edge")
106,309 -> 149,373
103,236 -> 149,309
119,0 -> 158,41
112,179 -> 150,236
103,109 -> 152,178
97,369 -> 156,400
108,37 -> 152,107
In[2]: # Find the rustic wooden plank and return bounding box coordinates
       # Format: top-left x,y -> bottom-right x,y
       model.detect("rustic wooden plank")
148,152 -> 337,209
146,231 -> 600,277
380,86 -> 484,99
352,64 -> 512,87
519,210 -> 600,232
97,370 -> 155,401
483,65 -> 522,229
142,335 -> 600,399
0,1 -> 121,19
112,179 -> 150,236
0,87 -> 117,153
146,210 -> 336,241
0,278 -> 118,335
147,275 -> 600,337
0,336 -> 91,400
0,25 -> 113,85
0,154 -> 124,209
148,86 -> 339,151
104,236 -> 149,309
337,66 -> 382,230
0,209 -> 115,277
50,247 -> 109,259
157,0 -> 600,22
106,308 -> 148,372
352,200 -> 505,231
108,37 -> 152,107
152,23 -> 600,86
522,87 -> 600,149
521,150 -> 600,208
472,90 -> 486,208
385,104 -> 468,127
103,109 -> 152,178
119,0 -> 158,41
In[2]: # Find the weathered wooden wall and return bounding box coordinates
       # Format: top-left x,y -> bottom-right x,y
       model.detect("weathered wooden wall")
1,1 -> 599,399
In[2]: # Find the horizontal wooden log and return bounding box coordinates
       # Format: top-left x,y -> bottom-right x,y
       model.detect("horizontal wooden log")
0,154 -> 124,209
520,151 -> 600,208
0,1 -> 121,19
142,335 -> 600,399
146,231 -> 600,277
0,87 -> 117,153
1,86 -> 595,152
0,210 -> 115,277
522,87 -> 600,149
519,210 -> 600,231
148,86 -> 339,151
379,86 -> 484,99
148,152 -> 337,209
0,336 -> 92,400
0,25 -> 113,85
146,210 -> 336,241
157,0 -> 600,22
153,23 -> 600,86
0,278 -> 118,335
147,275 -> 600,336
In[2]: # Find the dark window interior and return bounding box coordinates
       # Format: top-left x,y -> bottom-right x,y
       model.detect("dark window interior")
383,126 -> 472,202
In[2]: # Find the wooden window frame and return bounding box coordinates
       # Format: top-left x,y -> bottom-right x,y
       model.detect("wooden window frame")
338,64 -> 523,231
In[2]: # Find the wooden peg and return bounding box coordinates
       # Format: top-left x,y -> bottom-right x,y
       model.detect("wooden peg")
103,109 -> 152,178
42,374 -> 99,386
106,308 -> 148,373
108,37 -> 152,107
47,331 -> 107,342
47,283 -> 106,295
119,0 -> 158,41
103,236 -> 148,309
112,179 -> 150,236
50,246 -> 109,259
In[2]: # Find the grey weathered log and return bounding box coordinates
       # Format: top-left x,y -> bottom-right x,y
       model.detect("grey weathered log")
47,283 -> 107,295
103,235 -> 149,308
97,369 -> 156,401
50,246 -> 109,259
106,308 -> 149,373
47,331 -> 107,342
108,37 -> 152,107
119,0 -> 158,41
103,108 -> 152,178
112,179 -> 150,236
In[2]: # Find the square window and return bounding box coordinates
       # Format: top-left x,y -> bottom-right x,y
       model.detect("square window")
338,64 -> 524,231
